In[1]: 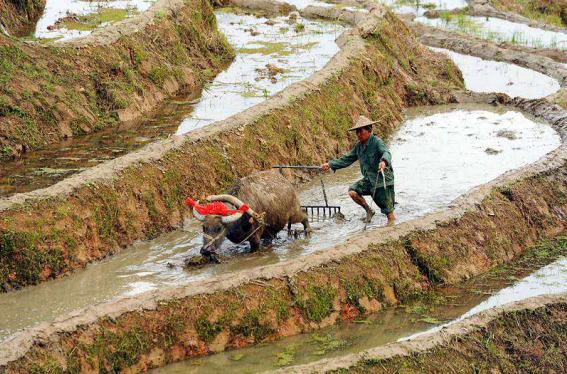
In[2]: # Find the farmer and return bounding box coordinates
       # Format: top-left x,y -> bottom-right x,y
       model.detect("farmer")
320,115 -> 396,223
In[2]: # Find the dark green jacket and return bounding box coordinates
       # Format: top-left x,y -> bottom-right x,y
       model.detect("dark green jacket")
329,134 -> 394,188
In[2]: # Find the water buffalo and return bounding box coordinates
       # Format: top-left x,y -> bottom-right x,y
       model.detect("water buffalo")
192,170 -> 311,262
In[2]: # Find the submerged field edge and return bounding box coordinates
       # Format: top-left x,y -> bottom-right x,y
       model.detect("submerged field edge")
266,291 -> 567,373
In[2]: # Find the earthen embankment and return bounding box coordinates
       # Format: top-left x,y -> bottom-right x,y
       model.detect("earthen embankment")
0,0 -> 45,36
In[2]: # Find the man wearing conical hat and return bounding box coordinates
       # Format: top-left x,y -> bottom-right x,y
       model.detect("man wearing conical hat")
320,115 -> 396,223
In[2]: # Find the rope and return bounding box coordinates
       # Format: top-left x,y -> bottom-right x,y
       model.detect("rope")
202,214 -> 266,255
236,223 -> 265,245
365,168 -> 387,229
202,227 -> 228,253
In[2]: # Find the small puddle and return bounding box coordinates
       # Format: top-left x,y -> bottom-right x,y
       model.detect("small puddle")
430,47 -> 560,98
0,103 -> 560,341
35,0 -> 156,41
146,241 -> 567,374
416,14 -> 567,49
0,13 -> 344,198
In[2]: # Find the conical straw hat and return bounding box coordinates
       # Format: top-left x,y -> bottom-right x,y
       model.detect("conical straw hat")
348,115 -> 378,131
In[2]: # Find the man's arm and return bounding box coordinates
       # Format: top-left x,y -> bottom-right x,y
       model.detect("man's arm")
320,146 -> 358,171
377,138 -> 391,170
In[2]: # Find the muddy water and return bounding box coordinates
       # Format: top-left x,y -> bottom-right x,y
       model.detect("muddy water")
0,104 -> 559,341
176,12 -> 344,134
35,0 -> 156,41
430,47 -> 560,98
148,247 -> 567,373
417,15 -> 567,49
0,13 -> 343,198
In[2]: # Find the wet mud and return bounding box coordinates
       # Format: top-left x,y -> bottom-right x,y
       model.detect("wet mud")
408,18 -> 567,83
0,0 -> 45,36
275,282 -> 567,373
376,0 -> 466,16
2,93 -> 567,372
2,0 -> 567,372
417,14 -> 567,50
0,0 -> 234,158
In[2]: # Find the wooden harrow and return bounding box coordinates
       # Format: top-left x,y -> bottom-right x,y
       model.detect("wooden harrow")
273,165 -> 341,216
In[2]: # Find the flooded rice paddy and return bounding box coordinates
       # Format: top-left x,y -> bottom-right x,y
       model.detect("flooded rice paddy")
0,103 -> 560,342
377,0 -> 466,16
147,243 -> 567,373
403,256 -> 567,341
275,0 -> 366,11
176,12 -> 344,134
430,47 -> 560,99
5,1 -> 567,370
0,13 -> 344,198
416,15 -> 567,49
35,0 -> 156,41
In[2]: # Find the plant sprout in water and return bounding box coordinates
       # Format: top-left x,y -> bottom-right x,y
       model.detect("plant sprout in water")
420,13 -> 567,50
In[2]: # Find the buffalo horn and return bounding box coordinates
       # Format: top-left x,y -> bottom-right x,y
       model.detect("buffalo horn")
192,206 -> 207,222
207,194 -> 259,219
221,212 -> 243,224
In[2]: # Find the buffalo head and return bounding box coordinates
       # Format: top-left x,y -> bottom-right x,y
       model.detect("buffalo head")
193,195 -> 258,261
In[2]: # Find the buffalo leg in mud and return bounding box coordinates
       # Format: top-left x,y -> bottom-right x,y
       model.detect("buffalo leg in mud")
301,213 -> 312,237
200,245 -> 221,264
249,230 -> 262,252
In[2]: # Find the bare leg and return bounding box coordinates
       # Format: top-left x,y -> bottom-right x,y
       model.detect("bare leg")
349,191 -> 375,221
287,220 -> 292,236
349,190 -> 371,211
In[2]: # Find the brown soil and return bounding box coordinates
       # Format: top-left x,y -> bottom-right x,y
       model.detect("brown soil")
46,15 -> 80,31
0,0 -> 45,36
0,6 -> 462,292
0,0 -> 234,160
